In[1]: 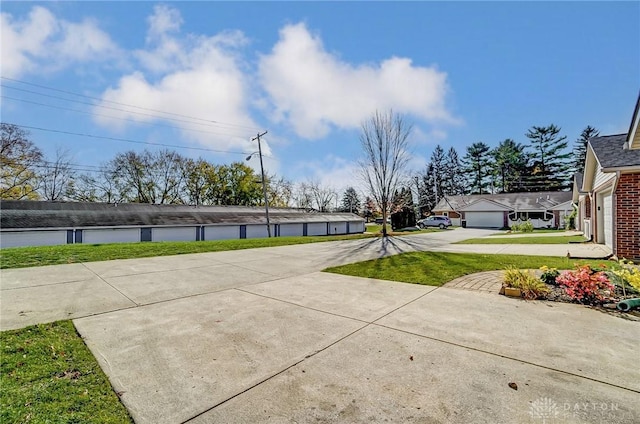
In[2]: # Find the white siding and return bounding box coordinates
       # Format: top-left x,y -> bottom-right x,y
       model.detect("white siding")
246,225 -> 274,239
328,222 -> 347,235
465,212 -> 504,228
83,228 -> 139,244
593,166 -> 615,190
152,227 -> 196,242
449,218 -> 461,226
280,223 -> 304,237
307,222 -> 327,236
461,200 -> 509,212
0,230 -> 67,248
204,225 -> 238,240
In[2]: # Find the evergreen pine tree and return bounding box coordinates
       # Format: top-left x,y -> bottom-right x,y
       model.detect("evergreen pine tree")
525,124 -> 571,191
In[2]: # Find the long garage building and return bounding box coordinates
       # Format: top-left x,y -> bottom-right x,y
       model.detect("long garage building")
0,201 -> 366,248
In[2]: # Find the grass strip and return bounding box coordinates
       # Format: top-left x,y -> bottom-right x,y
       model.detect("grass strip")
455,236 -> 587,245
324,251 -> 603,286
0,233 -> 374,269
1,321 -> 133,424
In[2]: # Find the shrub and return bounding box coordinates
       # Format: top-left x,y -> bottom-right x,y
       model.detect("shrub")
510,220 -> 534,233
556,265 -> 614,305
539,266 -> 559,285
608,259 -> 640,294
503,267 -> 550,300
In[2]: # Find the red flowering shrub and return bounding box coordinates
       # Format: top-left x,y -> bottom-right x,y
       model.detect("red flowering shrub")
556,265 -> 614,305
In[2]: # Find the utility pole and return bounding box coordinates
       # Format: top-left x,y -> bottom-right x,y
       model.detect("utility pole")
252,131 -> 271,237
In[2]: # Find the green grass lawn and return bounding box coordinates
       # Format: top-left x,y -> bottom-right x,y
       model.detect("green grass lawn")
1,321 -> 132,424
365,223 -> 440,235
489,229 -> 572,236
0,233 -> 374,269
456,235 -> 587,244
325,251 -> 602,286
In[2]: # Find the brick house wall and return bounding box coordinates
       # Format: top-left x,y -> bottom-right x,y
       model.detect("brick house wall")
615,173 -> 640,259
585,197 -> 591,218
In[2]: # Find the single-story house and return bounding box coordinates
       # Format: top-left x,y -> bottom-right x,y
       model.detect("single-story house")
432,191 -> 573,229
0,201 -> 365,248
574,93 -> 640,259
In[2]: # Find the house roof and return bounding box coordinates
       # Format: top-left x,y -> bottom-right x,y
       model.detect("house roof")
433,191 -> 573,212
588,133 -> 640,170
572,173 -> 586,202
0,201 -> 363,230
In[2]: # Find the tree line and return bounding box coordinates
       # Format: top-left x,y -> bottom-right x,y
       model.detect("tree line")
414,124 -> 598,213
0,123 -> 353,211
1,119 -> 598,222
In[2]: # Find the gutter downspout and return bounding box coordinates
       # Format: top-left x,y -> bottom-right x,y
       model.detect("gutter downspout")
612,171 -> 621,257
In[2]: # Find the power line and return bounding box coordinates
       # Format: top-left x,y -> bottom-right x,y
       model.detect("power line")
1,85 -> 250,136
1,95 -> 251,138
1,76 -> 261,131
6,122 -> 249,155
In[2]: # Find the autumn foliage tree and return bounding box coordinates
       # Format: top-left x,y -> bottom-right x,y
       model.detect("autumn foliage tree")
1,123 -> 43,200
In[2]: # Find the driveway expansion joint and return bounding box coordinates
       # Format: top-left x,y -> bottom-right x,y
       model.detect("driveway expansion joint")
372,323 -> 640,395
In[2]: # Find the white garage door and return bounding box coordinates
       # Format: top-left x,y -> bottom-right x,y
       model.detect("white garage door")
279,224 -> 303,237
465,212 -> 504,228
603,194 -> 613,249
307,223 -> 327,236
204,225 -> 238,240
0,230 -> 67,248
328,222 -> 347,235
152,227 -> 196,242
83,228 -> 139,244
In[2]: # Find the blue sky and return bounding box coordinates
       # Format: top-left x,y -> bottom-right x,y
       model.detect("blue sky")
1,1 -> 638,193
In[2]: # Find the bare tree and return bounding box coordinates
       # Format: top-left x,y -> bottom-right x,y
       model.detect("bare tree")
109,149 -> 186,204
39,148 -> 75,201
293,182 -> 314,210
71,166 -> 125,203
307,179 -> 335,212
359,110 -> 412,236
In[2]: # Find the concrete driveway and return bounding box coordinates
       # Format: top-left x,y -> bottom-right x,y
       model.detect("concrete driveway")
2,229 -> 636,423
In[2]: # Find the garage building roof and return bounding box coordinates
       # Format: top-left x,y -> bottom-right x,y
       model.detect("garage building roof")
0,201 -> 363,230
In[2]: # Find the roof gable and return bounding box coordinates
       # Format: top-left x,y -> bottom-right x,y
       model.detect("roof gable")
458,198 -> 511,211
589,134 -> 640,171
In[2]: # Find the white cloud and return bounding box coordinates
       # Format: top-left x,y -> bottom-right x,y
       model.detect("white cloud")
0,6 -> 120,78
94,5 -> 259,154
293,155 -> 363,195
259,23 -> 455,139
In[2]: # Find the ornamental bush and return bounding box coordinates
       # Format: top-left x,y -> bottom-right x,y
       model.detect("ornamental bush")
510,220 -> 534,233
556,265 -> 614,305
608,259 -> 640,293
539,266 -> 560,285
503,267 -> 550,300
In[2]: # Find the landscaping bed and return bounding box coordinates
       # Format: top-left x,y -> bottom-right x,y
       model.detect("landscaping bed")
502,263 -> 640,321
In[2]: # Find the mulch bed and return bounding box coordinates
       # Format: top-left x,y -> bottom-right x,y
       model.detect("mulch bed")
539,283 -> 640,321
